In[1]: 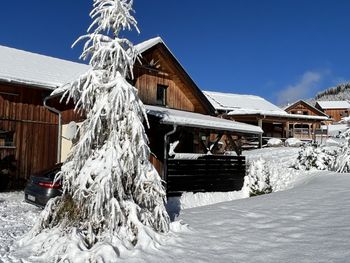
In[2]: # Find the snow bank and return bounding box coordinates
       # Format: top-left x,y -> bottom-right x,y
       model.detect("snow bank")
173,153 -> 206,160
267,138 -> 283,147
325,138 -> 340,146
167,189 -> 249,213
285,138 -> 302,147
245,147 -> 316,192
325,124 -> 348,137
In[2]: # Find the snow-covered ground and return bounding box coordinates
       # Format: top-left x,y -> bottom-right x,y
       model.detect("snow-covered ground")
1,147 -> 350,262
0,192 -> 41,262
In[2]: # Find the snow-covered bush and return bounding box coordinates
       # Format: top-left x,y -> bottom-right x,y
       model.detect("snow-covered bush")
245,159 -> 272,196
267,138 -> 283,147
325,138 -> 340,146
20,0 -> 169,261
334,129 -> 350,172
294,144 -> 337,171
285,138 -> 302,147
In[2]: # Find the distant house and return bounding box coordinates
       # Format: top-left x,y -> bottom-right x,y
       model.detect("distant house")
204,91 -> 328,142
284,100 -> 330,139
1,37 -> 262,193
315,101 -> 350,122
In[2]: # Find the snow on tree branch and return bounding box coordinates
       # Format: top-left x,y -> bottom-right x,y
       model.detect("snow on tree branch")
20,0 -> 170,261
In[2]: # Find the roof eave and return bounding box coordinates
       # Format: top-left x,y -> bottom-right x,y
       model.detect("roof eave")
0,77 -> 58,91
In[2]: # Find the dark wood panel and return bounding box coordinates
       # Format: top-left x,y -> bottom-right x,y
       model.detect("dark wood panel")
1,84 -> 59,187
167,155 -> 246,194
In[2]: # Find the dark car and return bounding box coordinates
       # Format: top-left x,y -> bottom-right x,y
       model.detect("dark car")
24,163 -> 63,207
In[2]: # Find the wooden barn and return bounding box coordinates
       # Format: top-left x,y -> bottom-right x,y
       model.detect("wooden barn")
315,101 -> 350,123
1,38 -> 263,194
204,91 -> 329,143
0,45 -> 88,188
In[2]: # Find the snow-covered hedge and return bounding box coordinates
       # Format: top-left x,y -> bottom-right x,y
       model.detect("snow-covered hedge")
245,159 -> 272,196
285,138 -> 302,147
267,138 -> 283,147
294,144 -> 337,171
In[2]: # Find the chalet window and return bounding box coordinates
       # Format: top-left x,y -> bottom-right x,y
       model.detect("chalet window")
303,111 -> 308,115
0,130 -> 14,147
341,111 -> 349,117
156,84 -> 167,106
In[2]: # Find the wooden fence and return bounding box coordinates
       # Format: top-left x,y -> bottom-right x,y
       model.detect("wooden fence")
167,155 -> 246,195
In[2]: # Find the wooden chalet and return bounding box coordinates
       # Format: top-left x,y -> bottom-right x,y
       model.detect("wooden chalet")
315,101 -> 350,123
50,37 -> 263,194
0,38 -> 262,194
204,91 -> 329,144
284,100 -> 330,139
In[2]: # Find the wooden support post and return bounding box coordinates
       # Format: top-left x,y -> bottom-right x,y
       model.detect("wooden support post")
285,121 -> 290,139
258,119 -> 263,148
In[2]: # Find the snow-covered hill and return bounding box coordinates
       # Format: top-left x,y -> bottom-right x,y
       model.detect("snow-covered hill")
308,82 -> 350,105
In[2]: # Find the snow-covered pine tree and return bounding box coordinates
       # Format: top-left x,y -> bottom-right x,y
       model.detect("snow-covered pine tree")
21,0 -> 170,260
334,124 -> 350,173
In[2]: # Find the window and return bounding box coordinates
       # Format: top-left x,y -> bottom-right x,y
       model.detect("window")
303,111 -> 308,115
156,84 -> 167,106
0,130 -> 14,147
341,110 -> 349,117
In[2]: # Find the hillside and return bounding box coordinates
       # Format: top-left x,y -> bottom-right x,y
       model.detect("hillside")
308,83 -> 350,105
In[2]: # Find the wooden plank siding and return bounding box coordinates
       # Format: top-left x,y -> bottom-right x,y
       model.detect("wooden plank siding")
0,84 -> 58,186
134,45 -> 213,115
323,109 -> 349,122
134,69 -> 195,112
286,101 -> 325,117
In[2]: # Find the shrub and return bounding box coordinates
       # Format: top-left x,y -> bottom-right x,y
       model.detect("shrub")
245,159 -> 272,196
294,144 -> 337,171
334,129 -> 350,172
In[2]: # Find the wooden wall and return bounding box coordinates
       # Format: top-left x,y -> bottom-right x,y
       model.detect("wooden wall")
0,84 -> 58,186
134,46 -> 211,115
323,109 -> 349,122
135,69 -> 195,112
286,101 -> 323,117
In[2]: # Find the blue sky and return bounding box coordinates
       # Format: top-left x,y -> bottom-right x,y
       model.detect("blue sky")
1,0 -> 350,105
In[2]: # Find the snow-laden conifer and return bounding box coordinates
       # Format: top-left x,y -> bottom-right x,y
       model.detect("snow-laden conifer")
20,0 -> 170,260
334,127 -> 350,172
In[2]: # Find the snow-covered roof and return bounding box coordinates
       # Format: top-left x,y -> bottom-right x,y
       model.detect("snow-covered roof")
204,91 -> 328,121
284,100 -> 329,117
0,37 -> 168,91
0,45 -> 89,90
146,105 -> 263,134
134,37 -> 164,53
204,91 -> 286,114
316,101 -> 350,110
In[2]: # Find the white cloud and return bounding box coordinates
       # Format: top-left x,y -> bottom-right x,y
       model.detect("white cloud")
277,71 -> 324,105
